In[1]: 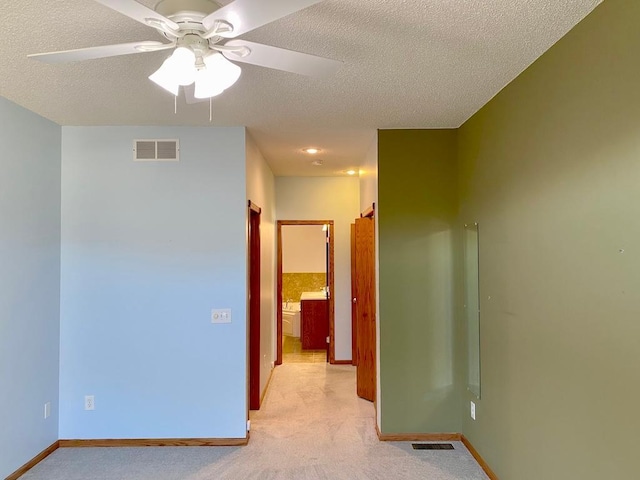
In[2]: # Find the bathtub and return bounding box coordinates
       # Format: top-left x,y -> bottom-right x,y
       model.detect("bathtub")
282,302 -> 301,337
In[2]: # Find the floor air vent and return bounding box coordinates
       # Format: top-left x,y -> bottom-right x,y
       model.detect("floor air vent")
134,139 -> 179,161
412,443 -> 455,450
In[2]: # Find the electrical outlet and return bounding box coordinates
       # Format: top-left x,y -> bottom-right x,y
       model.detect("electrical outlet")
85,395 -> 95,411
470,401 -> 476,420
44,402 -> 51,419
211,308 -> 232,324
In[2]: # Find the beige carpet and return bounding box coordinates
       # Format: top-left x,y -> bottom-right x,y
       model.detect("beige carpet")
21,364 -> 488,479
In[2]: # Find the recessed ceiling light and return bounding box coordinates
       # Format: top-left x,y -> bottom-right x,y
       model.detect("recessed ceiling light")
346,170 -> 357,175
303,147 -> 321,154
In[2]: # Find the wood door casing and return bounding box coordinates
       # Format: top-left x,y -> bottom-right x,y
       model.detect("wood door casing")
248,204 -> 261,410
355,216 -> 376,402
276,220 -> 335,365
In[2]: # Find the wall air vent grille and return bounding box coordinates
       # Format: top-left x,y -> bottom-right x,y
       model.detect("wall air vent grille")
412,443 -> 455,450
134,139 -> 179,161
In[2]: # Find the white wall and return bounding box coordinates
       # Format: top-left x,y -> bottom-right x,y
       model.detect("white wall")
60,126 -> 248,439
0,97 -> 60,478
276,177 -> 360,362
360,133 -> 378,214
282,225 -> 326,273
245,133 -> 276,399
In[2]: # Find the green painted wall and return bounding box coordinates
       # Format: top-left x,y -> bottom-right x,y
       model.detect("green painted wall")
378,129 -> 463,434
378,0 -> 639,477
458,0 -> 640,478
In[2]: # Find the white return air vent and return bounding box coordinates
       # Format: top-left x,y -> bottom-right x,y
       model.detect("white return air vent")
133,139 -> 179,161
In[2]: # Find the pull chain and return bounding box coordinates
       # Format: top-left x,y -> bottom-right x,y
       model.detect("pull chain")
174,95 -> 177,115
209,97 -> 213,123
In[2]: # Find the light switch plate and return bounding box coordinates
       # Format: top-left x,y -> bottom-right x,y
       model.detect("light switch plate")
470,401 -> 476,420
211,308 -> 232,324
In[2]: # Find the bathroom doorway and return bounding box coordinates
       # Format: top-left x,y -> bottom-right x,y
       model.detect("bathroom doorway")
276,220 -> 335,365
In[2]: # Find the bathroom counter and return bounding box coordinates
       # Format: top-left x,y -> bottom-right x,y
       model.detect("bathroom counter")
300,291 -> 327,301
300,296 -> 328,351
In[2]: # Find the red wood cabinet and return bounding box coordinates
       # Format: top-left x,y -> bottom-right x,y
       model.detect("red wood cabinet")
301,299 -> 328,350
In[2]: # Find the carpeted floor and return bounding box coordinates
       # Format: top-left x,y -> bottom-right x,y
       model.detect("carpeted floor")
21,364 -> 488,479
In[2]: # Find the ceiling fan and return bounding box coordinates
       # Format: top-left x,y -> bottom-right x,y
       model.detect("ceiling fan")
28,0 -> 341,100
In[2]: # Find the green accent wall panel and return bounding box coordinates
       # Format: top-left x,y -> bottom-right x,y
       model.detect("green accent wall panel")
378,129 -> 463,434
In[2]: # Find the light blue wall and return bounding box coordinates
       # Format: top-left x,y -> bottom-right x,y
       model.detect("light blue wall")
0,97 -> 61,478
60,126 -> 248,439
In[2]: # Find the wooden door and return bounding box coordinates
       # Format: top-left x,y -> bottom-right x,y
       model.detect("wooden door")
355,216 -> 376,402
350,224 -> 357,365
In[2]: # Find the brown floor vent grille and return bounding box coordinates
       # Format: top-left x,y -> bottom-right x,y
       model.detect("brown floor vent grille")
412,443 -> 455,450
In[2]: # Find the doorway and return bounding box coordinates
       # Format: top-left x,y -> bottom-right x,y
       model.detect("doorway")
276,220 -> 335,365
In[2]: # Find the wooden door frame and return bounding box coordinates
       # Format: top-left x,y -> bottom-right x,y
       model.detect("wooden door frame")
248,201 -> 261,411
276,220 -> 335,365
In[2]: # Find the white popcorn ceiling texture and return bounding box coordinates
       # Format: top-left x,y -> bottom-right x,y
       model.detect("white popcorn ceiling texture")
0,0 -> 602,175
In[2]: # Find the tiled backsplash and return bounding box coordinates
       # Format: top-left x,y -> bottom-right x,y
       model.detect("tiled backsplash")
283,273 -> 326,302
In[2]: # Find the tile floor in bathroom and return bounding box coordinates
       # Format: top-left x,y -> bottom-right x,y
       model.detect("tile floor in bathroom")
282,335 -> 327,363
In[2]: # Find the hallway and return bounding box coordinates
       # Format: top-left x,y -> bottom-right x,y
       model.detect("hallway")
22,364 -> 488,479
246,363 -> 488,479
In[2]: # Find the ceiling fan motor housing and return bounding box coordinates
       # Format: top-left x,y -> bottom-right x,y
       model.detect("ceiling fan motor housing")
177,33 -> 210,58
155,0 -> 221,22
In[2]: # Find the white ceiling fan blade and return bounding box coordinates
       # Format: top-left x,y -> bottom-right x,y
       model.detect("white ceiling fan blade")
222,40 -> 340,77
94,0 -> 180,31
28,41 -> 173,64
203,0 -> 325,38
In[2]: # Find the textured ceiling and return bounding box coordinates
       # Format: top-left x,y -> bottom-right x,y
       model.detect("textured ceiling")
0,0 -> 602,176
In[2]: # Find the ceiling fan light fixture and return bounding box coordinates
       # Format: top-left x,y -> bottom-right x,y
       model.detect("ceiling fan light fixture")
194,53 -> 241,99
149,46 -> 198,95
194,67 -> 224,99
149,63 -> 180,95
170,47 -> 197,86
205,53 -> 242,90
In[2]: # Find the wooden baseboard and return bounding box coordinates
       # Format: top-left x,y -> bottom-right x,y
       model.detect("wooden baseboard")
374,428 -> 498,479
377,431 -> 462,442
461,435 -> 499,480
331,359 -> 353,365
259,367 -> 275,406
5,440 -> 59,480
59,437 -> 249,448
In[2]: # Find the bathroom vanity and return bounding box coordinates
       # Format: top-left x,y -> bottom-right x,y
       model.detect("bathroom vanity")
300,291 -> 328,350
